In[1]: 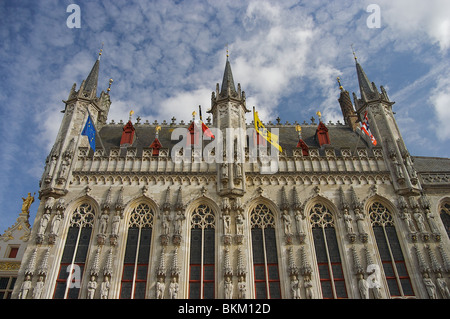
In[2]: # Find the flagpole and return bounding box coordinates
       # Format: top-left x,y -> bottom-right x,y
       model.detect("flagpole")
84,105 -> 106,152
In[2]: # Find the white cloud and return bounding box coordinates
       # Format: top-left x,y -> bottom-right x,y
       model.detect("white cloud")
430,75 -> 450,140
378,0 -> 450,51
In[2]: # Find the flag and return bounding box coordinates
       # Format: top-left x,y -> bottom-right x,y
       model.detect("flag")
361,111 -> 377,146
81,113 -> 96,151
253,107 -> 283,152
198,105 -> 215,139
201,122 -> 215,139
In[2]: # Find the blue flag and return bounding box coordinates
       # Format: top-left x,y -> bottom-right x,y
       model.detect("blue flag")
81,114 -> 96,151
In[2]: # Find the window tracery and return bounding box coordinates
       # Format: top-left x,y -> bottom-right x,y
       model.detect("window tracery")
439,201 -> 450,239
120,202 -> 155,299
250,204 -> 280,299
54,202 -> 95,299
189,204 -> 215,299
309,202 -> 347,299
368,201 -> 414,297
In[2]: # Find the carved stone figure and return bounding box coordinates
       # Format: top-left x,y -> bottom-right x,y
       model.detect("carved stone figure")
50,213 -> 62,236
111,213 -> 120,236
423,273 -> 437,299
37,212 -> 51,237
281,212 -> 292,235
436,273 -> 450,299
236,211 -> 244,235
101,276 -> 110,299
294,211 -> 305,236
99,213 -> 109,235
19,275 -> 32,299
156,277 -> 165,299
224,276 -> 233,299
169,277 -> 179,299
413,211 -> 426,233
357,274 -> 369,299
223,214 -> 231,235
291,275 -> 301,299
238,276 -> 246,299
32,275 -> 45,299
304,277 -> 314,299
87,276 -> 97,299
343,209 -> 354,234
401,211 -> 417,233
174,211 -> 185,235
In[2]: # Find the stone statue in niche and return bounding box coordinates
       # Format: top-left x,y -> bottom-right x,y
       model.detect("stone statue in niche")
436,273 -> 450,299
238,276 -> 246,299
18,275 -> 32,299
290,275 -> 301,299
87,275 -> 97,299
281,212 -> 292,236
169,277 -> 179,299
100,276 -> 110,299
32,275 -> 45,299
422,273 -> 437,299
156,277 -> 165,299
224,276 -> 233,299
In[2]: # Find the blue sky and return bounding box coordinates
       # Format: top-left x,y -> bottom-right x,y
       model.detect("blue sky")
1,0 -> 450,231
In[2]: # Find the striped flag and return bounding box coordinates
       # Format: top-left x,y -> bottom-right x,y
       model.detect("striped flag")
361,111 -> 377,146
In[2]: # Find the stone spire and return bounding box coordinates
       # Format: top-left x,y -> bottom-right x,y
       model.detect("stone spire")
82,59 -> 100,97
337,77 -> 358,130
219,58 -> 238,98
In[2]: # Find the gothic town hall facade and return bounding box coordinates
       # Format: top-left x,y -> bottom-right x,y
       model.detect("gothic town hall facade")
10,53 -> 450,299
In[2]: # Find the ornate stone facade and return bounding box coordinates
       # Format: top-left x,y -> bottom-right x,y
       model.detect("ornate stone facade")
11,54 -> 450,299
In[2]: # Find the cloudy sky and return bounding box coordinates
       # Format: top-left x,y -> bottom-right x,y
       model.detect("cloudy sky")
1,0 -> 449,230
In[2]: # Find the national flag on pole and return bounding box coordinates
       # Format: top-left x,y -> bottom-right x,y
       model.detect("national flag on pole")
81,113 -> 97,151
199,105 -> 215,139
361,111 -> 377,146
253,107 -> 283,153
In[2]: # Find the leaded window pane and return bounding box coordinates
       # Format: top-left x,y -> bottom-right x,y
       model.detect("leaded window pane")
55,203 -> 94,299
255,282 -> 267,299
124,228 -> 138,263
310,203 -> 347,299
440,203 -> 450,238
120,282 -> 132,299
251,228 -> 264,264
61,227 -> 78,263
190,228 -> 202,264
369,201 -> 414,297
250,204 -> 280,299
120,202 -> 154,299
189,204 -> 215,299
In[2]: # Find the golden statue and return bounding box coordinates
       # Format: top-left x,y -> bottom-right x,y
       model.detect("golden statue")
21,193 -> 35,214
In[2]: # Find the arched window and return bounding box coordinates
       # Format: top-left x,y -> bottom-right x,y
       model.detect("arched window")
54,202 -> 95,299
310,202 -> 347,299
120,202 -> 154,299
439,201 -> 450,239
189,204 -> 215,299
369,202 -> 414,297
250,204 -> 281,299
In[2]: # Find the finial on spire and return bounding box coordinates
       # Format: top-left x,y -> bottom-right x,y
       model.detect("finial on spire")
107,78 -> 113,94
98,42 -> 104,60
226,43 -> 229,60
295,124 -> 302,139
129,110 -> 134,122
316,111 -> 322,122
351,44 -> 357,62
337,77 -> 344,91
155,125 -> 161,138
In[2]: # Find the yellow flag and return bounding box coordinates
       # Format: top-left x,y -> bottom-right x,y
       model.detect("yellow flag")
254,108 -> 282,152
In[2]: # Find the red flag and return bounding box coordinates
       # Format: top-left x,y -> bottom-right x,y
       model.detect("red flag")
201,122 -> 215,139
361,111 -> 377,146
